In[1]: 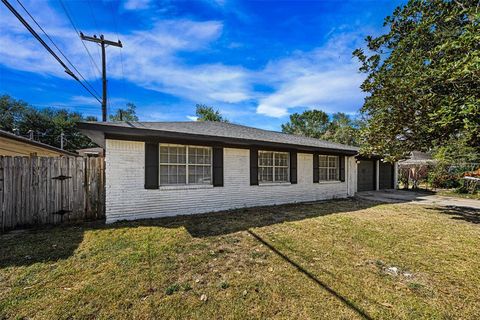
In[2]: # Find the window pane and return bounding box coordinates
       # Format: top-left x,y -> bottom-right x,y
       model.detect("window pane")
160,164 -> 186,185
188,165 -> 211,184
259,166 -> 273,182
275,167 -> 288,182
189,147 -> 212,165
204,148 -> 211,164
178,165 -> 186,183
167,147 -> 177,163
160,165 -> 169,185
328,168 -> 338,181
160,147 -> 168,163
164,146 -> 186,164
319,168 -> 328,181
178,147 -> 186,163
259,152 -> 273,166
188,165 -> 197,183
168,165 -> 177,184
328,156 -> 338,167
203,166 -> 212,184
319,155 -> 328,167
275,153 -> 288,166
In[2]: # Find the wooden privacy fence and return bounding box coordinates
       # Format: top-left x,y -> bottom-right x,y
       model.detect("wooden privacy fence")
0,156 -> 105,231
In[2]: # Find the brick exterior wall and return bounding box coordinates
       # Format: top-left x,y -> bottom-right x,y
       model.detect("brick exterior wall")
105,139 -> 357,223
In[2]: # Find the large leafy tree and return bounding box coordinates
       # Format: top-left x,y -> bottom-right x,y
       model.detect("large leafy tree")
109,102 -> 139,122
323,112 -> 363,146
0,95 -> 96,151
195,104 -> 228,122
281,110 -> 330,139
281,110 -> 361,145
354,0 -> 479,161
0,95 -> 28,132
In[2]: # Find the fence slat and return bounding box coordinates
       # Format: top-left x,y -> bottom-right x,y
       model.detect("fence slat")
0,156 -> 105,231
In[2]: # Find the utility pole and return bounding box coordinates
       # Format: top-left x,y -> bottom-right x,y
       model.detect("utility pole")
79,33 -> 122,122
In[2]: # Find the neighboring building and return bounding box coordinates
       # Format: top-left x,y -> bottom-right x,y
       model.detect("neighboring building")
0,129 -> 77,157
79,121 -> 397,223
399,151 -> 435,167
77,147 -> 104,157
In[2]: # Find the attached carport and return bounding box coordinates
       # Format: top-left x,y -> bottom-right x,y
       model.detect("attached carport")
356,157 -> 396,192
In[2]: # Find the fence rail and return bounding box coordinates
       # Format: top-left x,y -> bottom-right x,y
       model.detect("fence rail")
0,156 -> 105,231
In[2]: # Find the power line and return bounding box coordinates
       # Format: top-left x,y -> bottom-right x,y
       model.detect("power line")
1,0 -> 102,104
87,0 -> 100,35
85,0 -> 103,71
107,0 -> 128,102
58,0 -> 102,78
15,0 -> 101,99
80,33 -> 123,121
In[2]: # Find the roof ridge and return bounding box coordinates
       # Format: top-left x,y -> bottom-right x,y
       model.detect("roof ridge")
78,121 -> 359,151
127,121 -> 355,149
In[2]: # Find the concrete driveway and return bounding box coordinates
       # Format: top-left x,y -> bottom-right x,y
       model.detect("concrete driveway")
356,189 -> 480,210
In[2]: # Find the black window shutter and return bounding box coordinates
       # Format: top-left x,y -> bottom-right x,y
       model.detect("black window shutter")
313,153 -> 319,183
145,142 -> 159,189
250,148 -> 258,185
290,151 -> 297,184
212,147 -> 224,187
339,156 -> 346,182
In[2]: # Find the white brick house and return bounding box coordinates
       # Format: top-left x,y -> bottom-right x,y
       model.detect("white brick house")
79,121 -> 391,223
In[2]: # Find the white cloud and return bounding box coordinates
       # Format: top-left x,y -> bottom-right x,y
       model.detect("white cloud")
103,20 -> 253,104
255,32 -> 367,118
0,0 -> 99,80
0,1 -> 367,122
123,0 -> 151,10
257,69 -> 364,117
0,2 -> 252,105
186,115 -> 198,121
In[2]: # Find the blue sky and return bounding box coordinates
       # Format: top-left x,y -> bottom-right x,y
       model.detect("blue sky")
0,0 -> 404,130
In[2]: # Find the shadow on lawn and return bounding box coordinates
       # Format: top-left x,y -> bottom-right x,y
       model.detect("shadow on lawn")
248,229 -> 374,320
1,198 -> 377,319
0,198 -> 377,268
124,197 -> 378,238
433,205 -> 480,224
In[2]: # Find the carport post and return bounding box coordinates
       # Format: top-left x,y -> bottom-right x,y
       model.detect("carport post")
375,160 -> 380,191
393,162 -> 398,189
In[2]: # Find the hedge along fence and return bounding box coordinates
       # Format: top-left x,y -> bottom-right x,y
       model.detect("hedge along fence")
0,156 -> 105,232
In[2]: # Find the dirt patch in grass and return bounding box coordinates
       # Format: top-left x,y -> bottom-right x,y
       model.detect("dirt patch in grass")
1,198 -> 480,319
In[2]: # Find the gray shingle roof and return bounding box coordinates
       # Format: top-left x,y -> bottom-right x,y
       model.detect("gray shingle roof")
82,121 -> 359,152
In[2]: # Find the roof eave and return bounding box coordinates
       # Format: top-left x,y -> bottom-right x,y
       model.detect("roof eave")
78,122 -> 358,156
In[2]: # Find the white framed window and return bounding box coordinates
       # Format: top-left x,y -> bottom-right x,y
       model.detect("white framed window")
159,144 -> 212,185
258,151 -> 289,183
319,155 -> 339,181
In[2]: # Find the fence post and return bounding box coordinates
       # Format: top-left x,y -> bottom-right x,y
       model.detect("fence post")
0,157 -> 4,232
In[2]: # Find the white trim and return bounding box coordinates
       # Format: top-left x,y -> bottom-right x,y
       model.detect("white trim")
258,150 -> 290,183
318,181 -> 343,185
159,143 -> 212,186
258,182 -> 292,187
159,184 -> 214,191
393,162 -> 398,189
318,154 -> 340,182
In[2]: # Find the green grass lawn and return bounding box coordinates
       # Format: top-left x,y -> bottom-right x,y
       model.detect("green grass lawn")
1,199 -> 480,319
